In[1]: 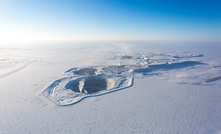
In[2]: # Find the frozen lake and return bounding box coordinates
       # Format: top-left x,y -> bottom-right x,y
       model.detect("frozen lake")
0,42 -> 221,133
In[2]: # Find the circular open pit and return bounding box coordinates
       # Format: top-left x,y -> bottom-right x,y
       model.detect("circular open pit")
65,76 -> 115,94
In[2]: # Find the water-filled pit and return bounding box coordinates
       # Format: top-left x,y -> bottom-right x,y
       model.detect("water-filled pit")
73,68 -> 97,75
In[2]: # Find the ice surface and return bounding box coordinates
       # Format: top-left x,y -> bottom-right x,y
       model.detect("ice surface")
1,43 -> 221,133
0,48 -> 36,79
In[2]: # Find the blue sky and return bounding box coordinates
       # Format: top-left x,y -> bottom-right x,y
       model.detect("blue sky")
0,0 -> 221,43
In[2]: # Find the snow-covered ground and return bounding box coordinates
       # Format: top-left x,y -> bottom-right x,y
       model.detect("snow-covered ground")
1,42 -> 221,134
